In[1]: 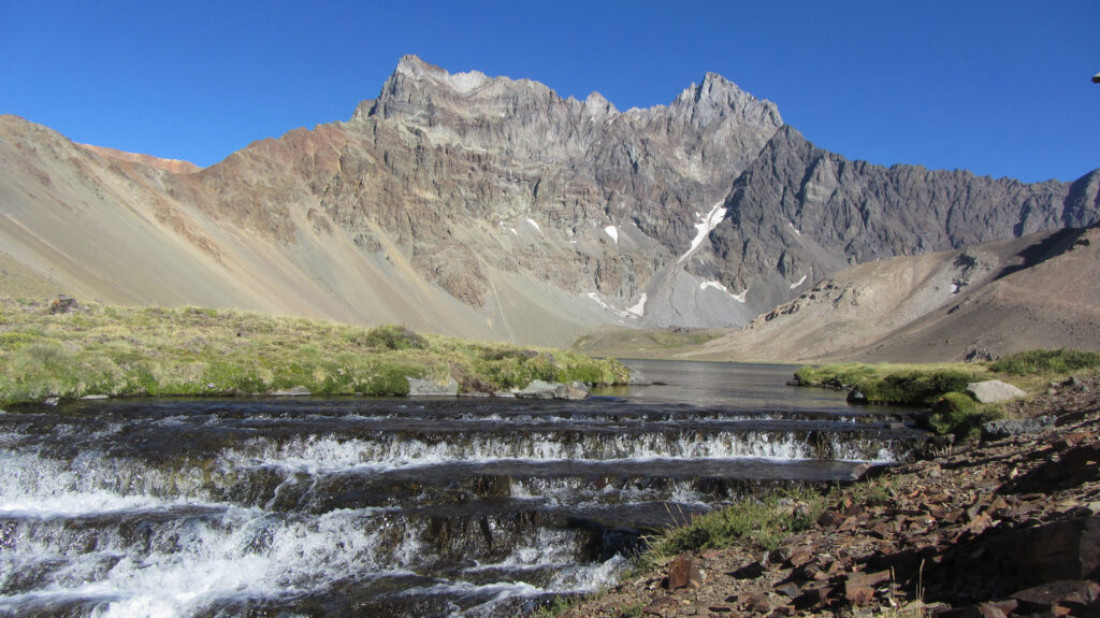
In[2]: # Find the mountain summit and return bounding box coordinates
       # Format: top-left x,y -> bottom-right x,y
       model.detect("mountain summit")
0,57 -> 1097,348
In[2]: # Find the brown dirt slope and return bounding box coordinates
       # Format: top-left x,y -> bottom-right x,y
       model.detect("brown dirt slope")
569,374 -> 1100,617
687,225 -> 1100,363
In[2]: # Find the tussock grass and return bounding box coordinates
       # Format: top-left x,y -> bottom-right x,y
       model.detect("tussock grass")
0,298 -> 629,406
793,362 -> 984,406
645,488 -> 827,561
990,349 -> 1100,376
793,352 -> 1100,440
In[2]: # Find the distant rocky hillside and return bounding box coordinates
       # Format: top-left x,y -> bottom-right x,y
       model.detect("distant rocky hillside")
1,55 -> 1096,346
687,223 -> 1100,362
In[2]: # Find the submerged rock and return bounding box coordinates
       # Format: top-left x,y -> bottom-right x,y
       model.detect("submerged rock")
269,386 -> 312,397
513,380 -> 590,400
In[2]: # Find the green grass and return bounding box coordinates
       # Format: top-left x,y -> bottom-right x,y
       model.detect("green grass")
792,352 -> 1100,440
793,362 -> 984,406
645,488 -> 826,562
0,298 -> 630,406
990,349 -> 1100,376
793,361 -> 1004,440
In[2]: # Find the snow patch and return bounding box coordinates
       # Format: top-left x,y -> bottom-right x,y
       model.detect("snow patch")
509,228 -> 518,237
789,274 -> 807,289
586,292 -> 639,320
678,201 -> 726,264
604,225 -> 619,244
700,281 -> 748,303
626,293 -> 647,317
526,218 -> 542,233
445,70 -> 490,93
788,222 -> 802,237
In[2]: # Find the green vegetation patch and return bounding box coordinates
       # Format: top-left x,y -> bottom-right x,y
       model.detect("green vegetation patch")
990,349 -> 1100,376
0,299 -> 629,406
794,362 -> 982,407
929,391 -> 1002,441
646,488 -> 826,560
794,361 -> 1004,441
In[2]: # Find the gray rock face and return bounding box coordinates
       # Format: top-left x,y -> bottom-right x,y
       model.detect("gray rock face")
696,126 -> 1098,319
967,379 -> 1028,403
194,55 -> 785,324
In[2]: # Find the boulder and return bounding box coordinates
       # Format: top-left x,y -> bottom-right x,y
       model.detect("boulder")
966,380 -> 1026,403
513,380 -> 589,400
984,516 -> 1100,583
48,295 -> 77,314
981,415 -> 1056,441
666,554 -> 705,590
406,376 -> 459,397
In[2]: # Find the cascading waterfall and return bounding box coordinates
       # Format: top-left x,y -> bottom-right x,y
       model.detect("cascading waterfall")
0,361 -> 928,617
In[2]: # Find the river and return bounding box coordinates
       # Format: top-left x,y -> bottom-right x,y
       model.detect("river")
0,360 -> 925,617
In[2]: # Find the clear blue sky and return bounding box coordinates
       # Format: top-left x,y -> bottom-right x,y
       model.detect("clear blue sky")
3,1 -> 1097,182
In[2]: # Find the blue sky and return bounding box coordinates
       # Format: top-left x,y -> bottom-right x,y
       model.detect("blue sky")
2,1 -> 1097,182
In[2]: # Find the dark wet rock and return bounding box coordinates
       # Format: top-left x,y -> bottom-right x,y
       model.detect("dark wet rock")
981,415 -> 1056,441
846,388 -> 867,404
513,380 -> 589,400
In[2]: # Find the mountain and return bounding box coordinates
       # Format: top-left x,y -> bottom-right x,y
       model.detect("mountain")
684,223 -> 1100,362
1,55 -> 1097,348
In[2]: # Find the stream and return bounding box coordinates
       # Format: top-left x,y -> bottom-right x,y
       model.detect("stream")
0,360 -> 926,617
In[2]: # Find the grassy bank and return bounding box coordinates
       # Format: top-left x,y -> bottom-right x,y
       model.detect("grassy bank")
792,350 -> 1100,440
0,298 -> 630,406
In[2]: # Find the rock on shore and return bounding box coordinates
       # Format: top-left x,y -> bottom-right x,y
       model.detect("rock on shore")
566,374 -> 1100,617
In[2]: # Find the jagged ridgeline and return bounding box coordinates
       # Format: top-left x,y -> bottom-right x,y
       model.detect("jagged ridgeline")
1,55 -> 1097,345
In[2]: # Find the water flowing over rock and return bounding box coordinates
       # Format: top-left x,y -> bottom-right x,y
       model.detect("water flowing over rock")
0,362 -> 933,616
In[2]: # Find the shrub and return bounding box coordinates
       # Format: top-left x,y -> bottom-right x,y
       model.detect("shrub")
857,369 -> 973,407
928,391 -> 1001,441
361,325 -> 428,350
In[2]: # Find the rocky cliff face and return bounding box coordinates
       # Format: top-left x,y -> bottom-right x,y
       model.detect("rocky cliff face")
690,126 -> 1093,316
1,56 -> 1097,345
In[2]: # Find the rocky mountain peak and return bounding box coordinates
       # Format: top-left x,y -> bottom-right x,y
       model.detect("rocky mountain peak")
392,54 -> 491,94
583,91 -> 618,117
670,71 -> 782,129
